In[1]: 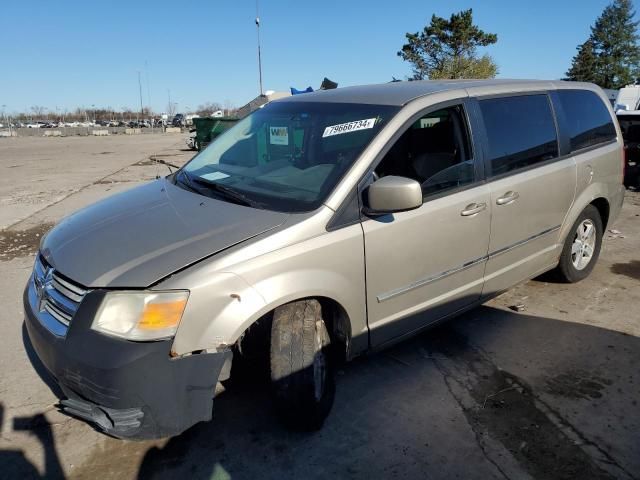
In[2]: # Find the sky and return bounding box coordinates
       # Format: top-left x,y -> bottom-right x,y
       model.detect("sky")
0,0 -> 635,116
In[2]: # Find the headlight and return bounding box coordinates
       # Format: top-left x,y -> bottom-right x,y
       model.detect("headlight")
91,291 -> 189,341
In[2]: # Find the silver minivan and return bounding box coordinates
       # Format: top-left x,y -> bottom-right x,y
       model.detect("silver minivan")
24,80 -> 625,439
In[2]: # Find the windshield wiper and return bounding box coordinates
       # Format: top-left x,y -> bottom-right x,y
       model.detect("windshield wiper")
189,175 -> 263,208
174,170 -> 201,194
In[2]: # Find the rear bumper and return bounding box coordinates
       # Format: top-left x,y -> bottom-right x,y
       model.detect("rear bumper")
23,284 -> 230,440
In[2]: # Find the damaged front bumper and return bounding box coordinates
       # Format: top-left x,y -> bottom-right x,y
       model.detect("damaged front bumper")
23,285 -> 230,440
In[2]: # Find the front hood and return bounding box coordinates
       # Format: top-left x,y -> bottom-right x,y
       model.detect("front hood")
41,178 -> 288,287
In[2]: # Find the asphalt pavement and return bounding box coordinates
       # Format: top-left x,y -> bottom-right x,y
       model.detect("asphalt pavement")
0,134 -> 638,480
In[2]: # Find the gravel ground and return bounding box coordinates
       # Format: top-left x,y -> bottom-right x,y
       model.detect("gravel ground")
0,135 -> 638,480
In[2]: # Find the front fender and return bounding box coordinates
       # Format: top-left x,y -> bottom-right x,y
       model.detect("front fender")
169,269 -> 361,356
169,272 -> 267,355
163,223 -> 367,357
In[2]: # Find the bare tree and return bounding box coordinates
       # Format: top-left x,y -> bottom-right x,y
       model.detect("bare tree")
122,107 -> 133,121
30,105 -> 46,120
223,99 -> 235,116
196,101 -> 223,117
10,105 -> 158,123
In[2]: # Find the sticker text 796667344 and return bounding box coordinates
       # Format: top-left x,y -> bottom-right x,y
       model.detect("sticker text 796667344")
322,118 -> 377,138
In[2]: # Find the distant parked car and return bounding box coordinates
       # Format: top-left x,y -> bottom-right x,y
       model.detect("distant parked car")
172,113 -> 185,127
185,114 -> 200,126
127,120 -> 149,128
616,110 -> 640,187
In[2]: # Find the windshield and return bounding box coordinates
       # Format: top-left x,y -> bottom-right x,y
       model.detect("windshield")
178,101 -> 399,212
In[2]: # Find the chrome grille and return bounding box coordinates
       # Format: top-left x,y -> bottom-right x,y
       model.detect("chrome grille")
31,255 -> 87,335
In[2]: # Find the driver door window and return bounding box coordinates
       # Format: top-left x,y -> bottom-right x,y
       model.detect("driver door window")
375,105 -> 475,197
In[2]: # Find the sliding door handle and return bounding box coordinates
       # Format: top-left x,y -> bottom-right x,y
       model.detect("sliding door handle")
460,202 -> 487,217
496,191 -> 519,206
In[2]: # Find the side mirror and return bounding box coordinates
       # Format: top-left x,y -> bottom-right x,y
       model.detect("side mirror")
364,175 -> 423,215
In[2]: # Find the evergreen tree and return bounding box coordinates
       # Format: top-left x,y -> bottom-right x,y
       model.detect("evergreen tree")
566,40 -> 598,82
398,9 -> 498,80
592,0 -> 640,88
567,0 -> 640,88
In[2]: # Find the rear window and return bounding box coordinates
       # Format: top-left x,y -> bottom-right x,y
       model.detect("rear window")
556,90 -> 617,152
479,94 -> 559,177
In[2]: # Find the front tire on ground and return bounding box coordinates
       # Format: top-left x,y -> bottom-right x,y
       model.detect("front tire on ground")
270,299 -> 335,431
555,204 -> 603,283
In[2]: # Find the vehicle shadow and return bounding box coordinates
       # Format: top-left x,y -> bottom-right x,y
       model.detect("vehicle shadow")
610,259 -> 640,280
0,403 -> 65,479
131,306 -> 640,480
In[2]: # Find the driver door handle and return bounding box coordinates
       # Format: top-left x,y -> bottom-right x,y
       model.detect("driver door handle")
460,202 -> 487,217
496,191 -> 519,206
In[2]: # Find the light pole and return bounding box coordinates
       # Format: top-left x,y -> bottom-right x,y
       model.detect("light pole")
255,0 -> 264,96
145,61 -> 151,115
138,71 -> 144,119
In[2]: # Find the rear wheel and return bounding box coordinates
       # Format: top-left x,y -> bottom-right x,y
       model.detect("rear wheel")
270,299 -> 335,431
555,205 -> 603,283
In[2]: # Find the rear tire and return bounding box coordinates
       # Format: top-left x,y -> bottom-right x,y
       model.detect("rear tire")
270,299 -> 335,431
555,205 -> 603,283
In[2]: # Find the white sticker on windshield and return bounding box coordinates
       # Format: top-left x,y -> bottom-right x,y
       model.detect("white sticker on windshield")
269,126 -> 289,145
201,171 -> 230,181
322,118 -> 377,138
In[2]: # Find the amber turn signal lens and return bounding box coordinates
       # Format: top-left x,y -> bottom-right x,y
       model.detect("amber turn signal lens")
138,299 -> 187,330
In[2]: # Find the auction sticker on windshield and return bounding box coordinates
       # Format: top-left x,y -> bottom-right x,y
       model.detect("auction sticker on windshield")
270,126 -> 289,145
322,118 -> 376,138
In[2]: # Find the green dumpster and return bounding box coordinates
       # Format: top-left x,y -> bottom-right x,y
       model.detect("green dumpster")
193,117 -> 238,151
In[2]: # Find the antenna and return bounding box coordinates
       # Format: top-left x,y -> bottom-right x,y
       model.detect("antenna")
256,0 -> 264,96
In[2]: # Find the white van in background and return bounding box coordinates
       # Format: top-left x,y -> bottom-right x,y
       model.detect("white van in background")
615,83 -> 640,111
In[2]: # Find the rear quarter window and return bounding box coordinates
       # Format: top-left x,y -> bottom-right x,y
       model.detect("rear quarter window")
555,90 -> 617,152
